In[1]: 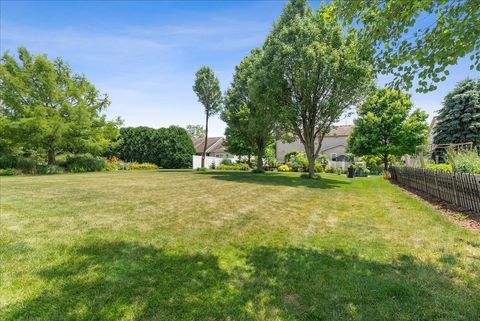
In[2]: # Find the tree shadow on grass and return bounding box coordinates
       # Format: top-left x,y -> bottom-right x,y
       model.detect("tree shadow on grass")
197,171 -> 351,189
3,241 -> 479,320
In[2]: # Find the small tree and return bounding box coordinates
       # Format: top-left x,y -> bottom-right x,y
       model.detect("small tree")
347,88 -> 429,170
185,124 -> 205,139
0,47 -> 121,164
192,66 -> 222,168
433,79 -> 480,150
258,0 -> 373,178
223,49 -> 277,171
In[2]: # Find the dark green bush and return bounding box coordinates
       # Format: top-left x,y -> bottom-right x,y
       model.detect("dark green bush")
66,155 -> 106,173
0,168 -> 17,176
36,165 -> 64,175
0,155 -> 17,169
115,126 -> 195,168
16,157 -> 37,173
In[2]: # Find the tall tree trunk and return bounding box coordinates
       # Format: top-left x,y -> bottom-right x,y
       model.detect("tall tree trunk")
202,115 -> 209,168
304,139 -> 316,178
256,142 -> 264,171
47,148 -> 56,165
383,154 -> 389,171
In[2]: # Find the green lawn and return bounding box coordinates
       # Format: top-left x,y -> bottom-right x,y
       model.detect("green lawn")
1,170 -> 479,320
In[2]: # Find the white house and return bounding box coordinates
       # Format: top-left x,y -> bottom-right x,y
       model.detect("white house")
192,136 -> 235,159
276,125 -> 354,162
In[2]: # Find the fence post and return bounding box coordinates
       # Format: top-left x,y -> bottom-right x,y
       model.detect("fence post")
451,173 -> 459,207
433,171 -> 439,199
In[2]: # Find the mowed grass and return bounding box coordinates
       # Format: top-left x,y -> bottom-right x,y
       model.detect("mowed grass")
1,170 -> 479,321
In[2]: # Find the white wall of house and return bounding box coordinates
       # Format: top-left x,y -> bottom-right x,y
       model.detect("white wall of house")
276,135 -> 350,162
192,155 -> 236,169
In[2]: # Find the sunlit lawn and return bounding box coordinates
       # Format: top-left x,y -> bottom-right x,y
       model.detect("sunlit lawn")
1,170 -> 479,320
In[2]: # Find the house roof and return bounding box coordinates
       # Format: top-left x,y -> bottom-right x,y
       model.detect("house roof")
326,125 -> 354,137
192,137 -> 225,154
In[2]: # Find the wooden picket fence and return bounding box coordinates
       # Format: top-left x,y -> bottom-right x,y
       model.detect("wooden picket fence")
390,167 -> 480,214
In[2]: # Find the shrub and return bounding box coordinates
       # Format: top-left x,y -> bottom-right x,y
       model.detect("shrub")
16,157 -> 37,174
129,162 -> 158,170
104,162 -> 118,171
36,165 -> 64,175
251,168 -> 265,173
0,155 -> 17,169
314,161 -> 323,173
0,168 -> 16,176
220,157 -> 233,165
277,164 -> 290,172
114,126 -> 195,169
451,149 -> 480,174
284,150 -> 302,163
216,163 -> 250,171
286,152 -> 308,172
426,163 -> 452,172
324,165 -> 333,173
66,155 -> 106,173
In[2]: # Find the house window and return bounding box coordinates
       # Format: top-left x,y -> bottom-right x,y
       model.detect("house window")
331,153 -> 337,161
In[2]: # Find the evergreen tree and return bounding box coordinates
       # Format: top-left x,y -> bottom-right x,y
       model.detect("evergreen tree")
433,79 -> 480,149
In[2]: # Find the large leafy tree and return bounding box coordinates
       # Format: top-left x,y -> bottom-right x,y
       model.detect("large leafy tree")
223,126 -> 255,163
433,78 -> 480,149
0,47 -> 121,164
185,124 -> 205,139
258,0 -> 373,178
192,66 -> 222,168
223,49 -> 277,171
335,0 -> 480,93
348,88 -> 429,170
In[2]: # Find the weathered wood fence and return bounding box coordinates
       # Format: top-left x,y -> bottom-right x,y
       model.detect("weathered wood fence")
390,167 -> 480,214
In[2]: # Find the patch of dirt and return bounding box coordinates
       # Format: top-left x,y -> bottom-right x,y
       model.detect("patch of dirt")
390,180 -> 480,231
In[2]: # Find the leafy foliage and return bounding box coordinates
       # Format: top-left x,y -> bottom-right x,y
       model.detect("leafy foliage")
258,0 -> 373,178
65,155 -> 106,173
0,47 -> 121,164
223,49 -> 277,170
115,126 -> 195,168
0,168 -> 16,176
449,148 -> 480,174
335,0 -> 480,92
348,88 -> 429,169
185,124 -> 205,139
215,163 -> 250,171
433,79 -> 480,149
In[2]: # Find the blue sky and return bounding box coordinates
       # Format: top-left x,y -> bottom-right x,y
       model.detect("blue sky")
1,0 -> 478,136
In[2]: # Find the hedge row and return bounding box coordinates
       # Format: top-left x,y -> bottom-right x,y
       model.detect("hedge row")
113,126 -> 195,168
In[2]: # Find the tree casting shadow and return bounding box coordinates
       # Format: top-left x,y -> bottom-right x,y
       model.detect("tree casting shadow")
3,241 -> 479,320
197,171 -> 351,189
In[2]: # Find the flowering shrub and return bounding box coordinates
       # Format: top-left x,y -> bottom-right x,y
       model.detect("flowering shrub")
277,164 -> 290,172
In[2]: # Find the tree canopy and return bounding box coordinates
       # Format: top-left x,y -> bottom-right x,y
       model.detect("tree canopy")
433,78 -> 480,149
223,49 -> 277,170
0,47 -> 121,164
258,0 -> 373,177
348,88 -> 429,170
193,66 -> 222,168
335,0 -> 480,93
185,124 -> 205,139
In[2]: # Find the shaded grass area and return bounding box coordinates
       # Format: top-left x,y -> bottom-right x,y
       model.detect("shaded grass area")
1,170 -> 479,320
